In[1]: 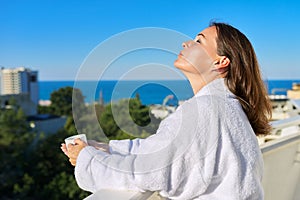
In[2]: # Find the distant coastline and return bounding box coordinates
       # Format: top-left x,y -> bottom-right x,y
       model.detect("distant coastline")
39,80 -> 300,105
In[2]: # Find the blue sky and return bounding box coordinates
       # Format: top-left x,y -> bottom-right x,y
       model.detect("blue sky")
0,0 -> 299,80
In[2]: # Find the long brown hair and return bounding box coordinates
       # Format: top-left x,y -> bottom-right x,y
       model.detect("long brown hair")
211,22 -> 272,135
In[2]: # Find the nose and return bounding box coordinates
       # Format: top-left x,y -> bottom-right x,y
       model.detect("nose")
182,40 -> 193,48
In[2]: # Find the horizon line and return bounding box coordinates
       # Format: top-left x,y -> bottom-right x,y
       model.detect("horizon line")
38,78 -> 300,81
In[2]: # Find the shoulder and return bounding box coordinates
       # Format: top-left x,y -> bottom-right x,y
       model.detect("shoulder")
160,95 -> 224,136
180,94 -> 227,116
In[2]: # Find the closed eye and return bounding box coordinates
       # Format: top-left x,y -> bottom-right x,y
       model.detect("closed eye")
196,39 -> 201,44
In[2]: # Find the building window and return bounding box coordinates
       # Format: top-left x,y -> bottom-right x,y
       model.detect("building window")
31,75 -> 37,82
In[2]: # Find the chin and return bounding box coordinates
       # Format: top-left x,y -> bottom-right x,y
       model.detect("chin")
174,59 -> 190,72
174,59 -> 182,69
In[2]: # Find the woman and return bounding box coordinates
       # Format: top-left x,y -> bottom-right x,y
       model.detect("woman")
61,22 -> 271,199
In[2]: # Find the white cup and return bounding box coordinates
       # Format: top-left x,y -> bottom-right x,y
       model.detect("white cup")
65,134 -> 87,150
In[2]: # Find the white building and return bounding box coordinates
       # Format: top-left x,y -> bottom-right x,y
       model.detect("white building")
0,67 -> 38,105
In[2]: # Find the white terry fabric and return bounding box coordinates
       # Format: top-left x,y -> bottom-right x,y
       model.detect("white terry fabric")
75,78 -> 264,200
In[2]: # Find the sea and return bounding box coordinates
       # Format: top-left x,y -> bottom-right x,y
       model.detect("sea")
39,80 -> 300,106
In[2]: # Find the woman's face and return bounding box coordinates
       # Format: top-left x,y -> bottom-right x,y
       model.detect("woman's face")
174,26 -> 218,75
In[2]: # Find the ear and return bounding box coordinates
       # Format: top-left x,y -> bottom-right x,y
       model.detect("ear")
215,56 -> 230,68
213,56 -> 230,73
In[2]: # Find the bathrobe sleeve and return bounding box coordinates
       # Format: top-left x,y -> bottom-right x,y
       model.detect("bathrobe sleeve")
74,96 -> 220,199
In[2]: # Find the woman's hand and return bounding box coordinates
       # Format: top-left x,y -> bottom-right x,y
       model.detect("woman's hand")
61,139 -> 110,166
63,139 -> 87,166
61,143 -> 69,156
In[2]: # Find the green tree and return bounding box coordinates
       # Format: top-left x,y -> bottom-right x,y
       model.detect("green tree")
129,94 -> 161,135
20,129 -> 89,199
0,88 -> 93,199
10,128 -> 89,200
99,95 -> 161,140
64,116 -> 78,135
74,104 -> 108,142
37,104 -> 53,114
0,106 -> 35,199
49,87 -> 85,116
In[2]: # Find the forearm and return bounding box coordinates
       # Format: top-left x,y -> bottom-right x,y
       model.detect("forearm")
74,145 -> 174,194
87,140 -> 110,154
74,146 -> 141,193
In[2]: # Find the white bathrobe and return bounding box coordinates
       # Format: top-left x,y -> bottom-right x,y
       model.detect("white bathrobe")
75,78 -> 264,200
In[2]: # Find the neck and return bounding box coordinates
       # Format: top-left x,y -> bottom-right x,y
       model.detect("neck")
183,72 -> 208,94
183,72 -> 225,95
